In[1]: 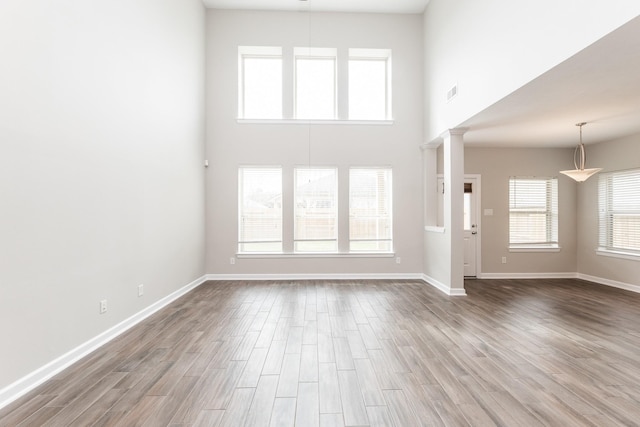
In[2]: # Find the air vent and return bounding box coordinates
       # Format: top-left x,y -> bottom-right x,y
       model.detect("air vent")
446,84 -> 458,102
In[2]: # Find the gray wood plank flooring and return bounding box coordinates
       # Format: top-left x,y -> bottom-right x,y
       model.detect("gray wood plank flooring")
2,278 -> 640,426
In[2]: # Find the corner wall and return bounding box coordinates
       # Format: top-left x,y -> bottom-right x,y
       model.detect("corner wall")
0,0 -> 206,392
577,134 -> 640,288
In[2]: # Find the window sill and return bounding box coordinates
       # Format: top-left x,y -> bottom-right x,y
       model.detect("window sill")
509,246 -> 561,253
237,119 -> 394,126
424,226 -> 445,233
596,248 -> 640,262
237,252 -> 395,259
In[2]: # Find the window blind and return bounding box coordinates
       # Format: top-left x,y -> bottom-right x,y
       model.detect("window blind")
598,169 -> 640,255
509,177 -> 558,246
294,168 -> 338,252
349,168 -> 393,252
238,167 -> 282,253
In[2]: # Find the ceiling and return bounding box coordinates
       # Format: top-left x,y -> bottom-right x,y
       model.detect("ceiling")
461,15 -> 640,148
202,0 -> 430,14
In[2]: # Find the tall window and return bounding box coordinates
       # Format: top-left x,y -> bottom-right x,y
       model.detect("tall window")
238,46 -> 282,119
294,168 -> 338,252
294,48 -> 337,119
349,168 -> 393,252
509,177 -> 558,247
599,169 -> 640,256
238,167 -> 282,253
348,49 -> 391,120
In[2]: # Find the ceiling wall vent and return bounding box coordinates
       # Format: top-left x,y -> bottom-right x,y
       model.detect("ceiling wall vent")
446,84 -> 458,102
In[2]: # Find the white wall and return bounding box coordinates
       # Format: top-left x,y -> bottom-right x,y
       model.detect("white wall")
577,134 -> 640,287
465,147 -> 578,275
423,0 -> 640,142
0,0 -> 206,391
205,10 -> 424,275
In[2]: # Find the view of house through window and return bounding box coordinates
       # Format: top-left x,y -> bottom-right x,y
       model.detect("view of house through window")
349,168 -> 393,251
237,167 -> 393,254
509,177 -> 558,247
598,168 -> 640,256
294,168 -> 338,252
238,167 -> 283,253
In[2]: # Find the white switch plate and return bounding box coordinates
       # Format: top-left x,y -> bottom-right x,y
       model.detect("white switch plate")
100,300 -> 107,314
484,209 -> 494,216
138,284 -> 144,297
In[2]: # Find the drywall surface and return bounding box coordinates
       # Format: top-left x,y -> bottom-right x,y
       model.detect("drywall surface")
423,0 -> 640,142
576,134 -> 640,286
0,0 -> 206,389
205,10 -> 424,275
465,147 -> 578,275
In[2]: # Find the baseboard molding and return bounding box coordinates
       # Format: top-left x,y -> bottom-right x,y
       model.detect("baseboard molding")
577,273 -> 640,294
421,274 -> 467,296
0,274 -> 208,411
205,273 -> 424,281
477,272 -> 578,279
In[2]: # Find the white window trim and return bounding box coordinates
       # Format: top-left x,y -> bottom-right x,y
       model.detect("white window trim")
294,47 -> 338,120
508,176 -> 559,249
596,248 -> 640,261
236,119 -> 394,125
348,48 -> 392,120
509,245 -> 561,253
237,252 -> 394,259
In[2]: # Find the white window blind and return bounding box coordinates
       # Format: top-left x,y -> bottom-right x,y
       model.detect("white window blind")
239,46 -> 282,119
295,48 -> 337,119
349,168 -> 393,252
348,49 -> 391,120
509,177 -> 558,247
238,167 -> 282,253
598,169 -> 640,256
294,168 -> 338,252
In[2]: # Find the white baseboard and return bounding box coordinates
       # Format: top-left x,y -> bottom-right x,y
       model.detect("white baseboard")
0,274 -> 208,411
205,273 -> 424,281
421,274 -> 467,296
477,272 -> 578,280
577,273 -> 640,294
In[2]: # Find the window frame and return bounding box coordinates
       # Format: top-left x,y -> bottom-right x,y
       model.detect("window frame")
598,168 -> 640,260
293,166 -> 339,253
348,167 -> 393,253
238,46 -> 283,119
237,166 -> 283,254
508,176 -> 559,251
293,47 -> 338,120
348,48 -> 392,120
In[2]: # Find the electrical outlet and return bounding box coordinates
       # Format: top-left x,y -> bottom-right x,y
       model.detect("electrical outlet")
395,257 -> 402,264
502,256 -> 507,264
230,257 -> 236,265
138,284 -> 144,297
100,299 -> 107,314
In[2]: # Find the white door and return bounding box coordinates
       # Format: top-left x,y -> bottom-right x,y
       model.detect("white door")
463,178 -> 478,277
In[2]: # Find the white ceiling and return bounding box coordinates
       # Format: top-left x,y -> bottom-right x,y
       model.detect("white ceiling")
461,15 -> 640,148
202,0 -> 430,14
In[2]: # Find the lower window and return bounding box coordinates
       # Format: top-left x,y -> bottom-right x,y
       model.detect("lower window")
349,168 -> 393,252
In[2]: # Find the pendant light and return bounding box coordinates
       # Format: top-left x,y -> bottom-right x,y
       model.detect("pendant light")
560,122 -> 602,182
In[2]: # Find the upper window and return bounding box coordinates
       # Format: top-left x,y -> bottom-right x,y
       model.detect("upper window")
294,48 -> 337,120
598,169 -> 640,257
238,167 -> 283,253
348,49 -> 391,120
349,168 -> 393,252
509,177 -> 558,248
238,46 -> 282,119
294,167 -> 338,252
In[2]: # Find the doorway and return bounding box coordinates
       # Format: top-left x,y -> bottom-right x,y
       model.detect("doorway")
437,175 -> 481,278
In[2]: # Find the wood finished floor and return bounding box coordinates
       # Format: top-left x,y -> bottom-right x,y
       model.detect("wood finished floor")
2,278 -> 640,426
